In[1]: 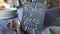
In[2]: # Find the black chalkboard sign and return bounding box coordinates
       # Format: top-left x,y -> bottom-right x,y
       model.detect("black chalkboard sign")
22,2 -> 46,33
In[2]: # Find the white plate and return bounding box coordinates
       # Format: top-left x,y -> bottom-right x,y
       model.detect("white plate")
42,26 -> 60,34
0,8 -> 17,19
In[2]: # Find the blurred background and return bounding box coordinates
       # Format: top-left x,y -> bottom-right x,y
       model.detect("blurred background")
0,0 -> 60,34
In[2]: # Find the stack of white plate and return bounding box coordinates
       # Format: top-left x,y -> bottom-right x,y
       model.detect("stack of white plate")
0,8 -> 17,19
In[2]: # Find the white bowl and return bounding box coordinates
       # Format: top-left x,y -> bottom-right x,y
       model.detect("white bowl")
42,26 -> 60,34
0,8 -> 17,19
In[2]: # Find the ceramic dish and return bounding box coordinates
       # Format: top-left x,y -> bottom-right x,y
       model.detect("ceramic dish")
0,8 -> 17,19
42,26 -> 60,34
